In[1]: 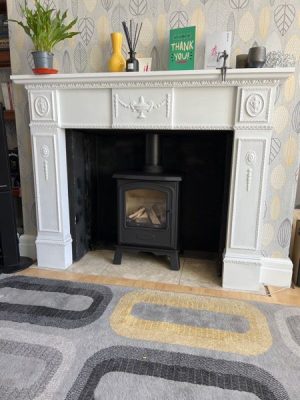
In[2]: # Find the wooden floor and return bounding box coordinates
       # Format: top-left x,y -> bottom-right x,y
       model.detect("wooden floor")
19,267 -> 300,307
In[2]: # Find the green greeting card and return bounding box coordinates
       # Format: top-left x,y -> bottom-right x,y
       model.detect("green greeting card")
168,26 -> 196,70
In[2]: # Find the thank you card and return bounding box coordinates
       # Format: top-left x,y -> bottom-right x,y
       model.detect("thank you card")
169,26 -> 196,70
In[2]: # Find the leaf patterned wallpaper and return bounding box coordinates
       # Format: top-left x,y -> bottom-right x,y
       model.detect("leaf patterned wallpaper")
7,0 -> 300,260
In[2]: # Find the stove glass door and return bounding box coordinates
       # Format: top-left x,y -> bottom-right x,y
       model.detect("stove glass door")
125,188 -> 167,229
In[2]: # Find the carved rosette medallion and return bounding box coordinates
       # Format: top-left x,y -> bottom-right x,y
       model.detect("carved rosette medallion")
34,96 -> 50,117
40,145 -> 50,159
246,94 -> 264,117
245,151 -> 257,166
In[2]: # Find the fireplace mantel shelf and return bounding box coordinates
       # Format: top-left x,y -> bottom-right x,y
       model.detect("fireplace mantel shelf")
12,67 -> 295,292
12,68 -> 294,88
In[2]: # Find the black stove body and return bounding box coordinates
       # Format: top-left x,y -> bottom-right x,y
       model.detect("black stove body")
113,133 -> 182,270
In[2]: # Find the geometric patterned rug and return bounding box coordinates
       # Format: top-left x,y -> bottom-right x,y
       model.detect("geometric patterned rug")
0,275 -> 299,399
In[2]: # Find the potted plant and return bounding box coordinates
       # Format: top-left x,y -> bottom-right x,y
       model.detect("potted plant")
10,0 -> 79,72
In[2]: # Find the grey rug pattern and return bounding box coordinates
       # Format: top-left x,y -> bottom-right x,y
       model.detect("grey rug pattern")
0,275 -> 299,399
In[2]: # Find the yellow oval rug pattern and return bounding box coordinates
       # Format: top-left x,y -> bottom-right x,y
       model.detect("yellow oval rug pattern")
110,290 -> 272,356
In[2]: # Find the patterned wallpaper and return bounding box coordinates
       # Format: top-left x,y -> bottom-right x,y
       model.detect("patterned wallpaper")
7,0 -> 300,260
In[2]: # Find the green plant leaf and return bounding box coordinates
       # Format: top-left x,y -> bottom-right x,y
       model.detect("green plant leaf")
9,0 -> 79,52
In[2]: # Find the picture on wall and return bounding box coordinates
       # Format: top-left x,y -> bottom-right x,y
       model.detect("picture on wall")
168,26 -> 196,71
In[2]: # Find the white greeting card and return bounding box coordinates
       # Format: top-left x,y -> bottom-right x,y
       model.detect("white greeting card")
204,32 -> 232,69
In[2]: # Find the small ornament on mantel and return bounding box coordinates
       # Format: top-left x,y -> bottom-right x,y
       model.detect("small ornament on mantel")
122,19 -> 143,72
248,46 -> 266,68
108,32 -> 126,72
204,31 -> 232,69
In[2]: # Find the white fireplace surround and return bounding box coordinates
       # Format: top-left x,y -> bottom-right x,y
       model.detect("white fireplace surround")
12,68 -> 294,291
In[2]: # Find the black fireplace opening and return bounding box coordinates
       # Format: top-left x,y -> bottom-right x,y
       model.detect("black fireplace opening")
66,129 -> 233,267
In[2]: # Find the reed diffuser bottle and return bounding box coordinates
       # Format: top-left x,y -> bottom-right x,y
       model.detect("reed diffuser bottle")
122,20 -> 143,72
126,51 -> 139,72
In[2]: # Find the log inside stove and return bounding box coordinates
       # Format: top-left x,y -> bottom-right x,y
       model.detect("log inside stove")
127,204 -> 166,227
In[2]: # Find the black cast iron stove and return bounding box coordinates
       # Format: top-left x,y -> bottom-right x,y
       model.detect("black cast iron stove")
113,133 -> 182,270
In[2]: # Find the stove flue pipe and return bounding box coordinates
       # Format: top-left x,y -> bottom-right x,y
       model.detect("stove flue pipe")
145,133 -> 163,174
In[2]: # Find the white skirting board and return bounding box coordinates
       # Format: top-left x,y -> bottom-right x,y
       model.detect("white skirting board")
19,234 -> 37,260
260,257 -> 293,287
222,256 -> 293,291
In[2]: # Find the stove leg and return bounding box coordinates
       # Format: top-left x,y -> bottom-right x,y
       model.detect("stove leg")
113,247 -> 122,265
170,251 -> 180,271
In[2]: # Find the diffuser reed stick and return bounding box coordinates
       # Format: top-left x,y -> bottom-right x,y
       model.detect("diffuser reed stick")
121,21 -> 132,51
133,23 -> 143,52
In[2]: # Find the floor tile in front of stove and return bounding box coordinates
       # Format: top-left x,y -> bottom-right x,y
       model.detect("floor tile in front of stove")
180,258 -> 221,288
68,250 -> 221,288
